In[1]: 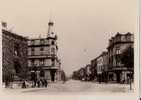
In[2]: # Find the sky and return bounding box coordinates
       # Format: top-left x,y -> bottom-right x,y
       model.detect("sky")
0,0 -> 138,76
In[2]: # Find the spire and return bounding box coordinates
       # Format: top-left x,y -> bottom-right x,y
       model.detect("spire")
47,20 -> 54,37
1,21 -> 7,30
47,11 -> 57,38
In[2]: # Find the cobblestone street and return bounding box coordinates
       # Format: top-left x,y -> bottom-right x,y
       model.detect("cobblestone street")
2,80 -> 134,94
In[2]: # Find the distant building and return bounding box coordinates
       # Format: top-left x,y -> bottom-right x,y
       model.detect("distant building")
91,58 -> 97,80
101,52 -> 108,82
2,28 -> 28,82
107,32 -> 134,83
28,21 -> 61,82
85,64 -> 92,81
96,51 -> 108,83
79,68 -> 86,81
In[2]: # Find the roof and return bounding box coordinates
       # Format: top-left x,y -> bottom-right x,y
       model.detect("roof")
2,29 -> 27,41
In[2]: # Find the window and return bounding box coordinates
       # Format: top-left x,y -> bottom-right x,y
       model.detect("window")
31,40 -> 34,45
116,49 -> 120,54
116,48 -> 120,54
31,59 -> 35,66
40,47 -> 44,55
116,36 -> 121,42
126,35 -> 131,41
51,48 -> 55,54
14,43 -> 20,56
51,58 -> 55,62
121,36 -> 125,41
31,48 -> 34,51
51,59 -> 55,66
116,46 -> 120,54
31,48 -> 34,55
40,47 -> 44,51
40,39 -> 45,45
39,59 -> 44,66
51,41 -> 55,45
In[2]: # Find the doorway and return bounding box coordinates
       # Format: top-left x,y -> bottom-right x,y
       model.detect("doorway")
50,70 -> 56,82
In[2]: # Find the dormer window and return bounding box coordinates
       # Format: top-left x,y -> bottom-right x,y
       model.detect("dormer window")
126,34 -> 131,41
116,35 -> 121,42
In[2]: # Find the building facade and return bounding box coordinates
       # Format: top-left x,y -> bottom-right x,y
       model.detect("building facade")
91,58 -> 97,81
107,32 -> 134,83
28,21 -> 61,82
85,64 -> 91,81
96,51 -> 108,83
2,29 -> 28,82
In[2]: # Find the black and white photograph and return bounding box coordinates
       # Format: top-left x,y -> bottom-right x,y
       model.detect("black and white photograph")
0,0 -> 139,100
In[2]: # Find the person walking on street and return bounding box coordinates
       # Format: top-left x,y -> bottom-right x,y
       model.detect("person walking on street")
41,79 -> 44,87
44,79 -> 48,88
22,80 -> 26,88
37,79 -> 40,88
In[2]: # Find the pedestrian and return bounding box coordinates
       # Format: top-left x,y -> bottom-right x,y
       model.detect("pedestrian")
44,79 -> 48,88
41,79 -> 44,87
37,80 -> 40,88
5,76 -> 10,88
22,80 -> 26,88
127,76 -> 130,84
33,79 -> 37,87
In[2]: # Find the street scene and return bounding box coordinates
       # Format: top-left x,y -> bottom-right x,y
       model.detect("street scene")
2,80 -> 134,94
1,0 -> 137,95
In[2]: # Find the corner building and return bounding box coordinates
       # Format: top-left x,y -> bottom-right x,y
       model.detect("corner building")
107,32 -> 134,83
28,21 -> 61,82
2,29 -> 28,81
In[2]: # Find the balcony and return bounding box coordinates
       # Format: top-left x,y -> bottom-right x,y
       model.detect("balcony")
28,65 -> 59,70
111,66 -> 133,71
